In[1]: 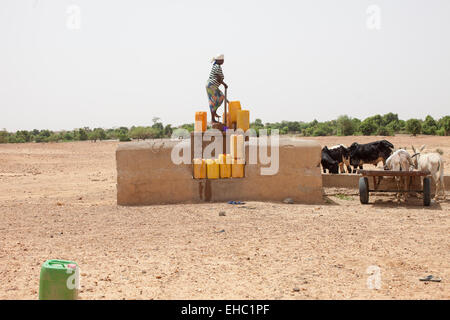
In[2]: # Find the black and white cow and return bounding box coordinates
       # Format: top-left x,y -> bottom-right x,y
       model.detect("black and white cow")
326,144 -> 351,173
321,146 -> 339,174
348,140 -> 394,172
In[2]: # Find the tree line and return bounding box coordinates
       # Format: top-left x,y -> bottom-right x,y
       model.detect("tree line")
255,113 -> 450,137
1,113 -> 449,144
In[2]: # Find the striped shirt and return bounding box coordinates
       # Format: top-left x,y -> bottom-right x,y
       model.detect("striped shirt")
208,64 -> 224,88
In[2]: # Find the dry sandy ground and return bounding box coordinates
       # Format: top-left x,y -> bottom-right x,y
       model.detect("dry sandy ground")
0,136 -> 448,300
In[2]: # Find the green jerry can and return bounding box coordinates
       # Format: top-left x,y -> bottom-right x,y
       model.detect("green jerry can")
39,259 -> 79,300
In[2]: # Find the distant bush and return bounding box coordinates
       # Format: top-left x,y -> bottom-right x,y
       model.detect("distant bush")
77,128 -> 88,141
377,126 -> 393,136
118,132 -> 131,142
180,123 -> 194,132
8,135 -> 17,143
422,115 -> 437,135
88,131 -> 100,142
438,116 -> 450,135
48,134 -> 61,143
336,115 -> 355,136
436,127 -> 445,136
0,130 -> 8,143
129,126 -> 153,140
63,131 -> 74,141
359,119 -> 378,136
406,119 -> 422,136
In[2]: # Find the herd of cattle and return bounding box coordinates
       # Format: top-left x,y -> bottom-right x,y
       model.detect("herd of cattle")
321,140 -> 446,199
321,140 -> 395,174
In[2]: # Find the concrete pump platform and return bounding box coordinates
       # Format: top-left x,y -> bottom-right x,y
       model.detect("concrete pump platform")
116,138 -> 322,205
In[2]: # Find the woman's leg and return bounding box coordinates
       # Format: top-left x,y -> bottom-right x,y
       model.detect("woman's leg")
206,85 -> 224,123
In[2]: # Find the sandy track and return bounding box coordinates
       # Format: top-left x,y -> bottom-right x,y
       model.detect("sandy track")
0,137 -> 448,299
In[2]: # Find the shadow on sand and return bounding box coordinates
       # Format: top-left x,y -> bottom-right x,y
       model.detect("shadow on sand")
368,197 -> 445,210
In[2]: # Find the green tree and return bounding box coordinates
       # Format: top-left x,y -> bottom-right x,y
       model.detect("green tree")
377,126 -> 393,136
62,131 -> 74,141
34,135 -> 46,143
163,124 -> 173,137
48,133 -> 61,142
436,127 -> 445,136
253,118 -> 263,127
0,129 -> 8,143
180,123 -> 194,132
359,119 -> 378,136
8,134 -> 18,143
151,119 -> 164,138
129,126 -> 152,140
16,130 -> 32,142
336,115 -> 355,136
285,121 -> 302,133
250,118 -> 264,136
34,130 -> 53,143
88,130 -> 100,142
381,113 -> 399,126
397,120 -> 406,132
437,116 -> 450,135
367,114 -> 383,127
92,128 -> 107,140
386,121 -> 400,134
77,128 -> 88,141
118,132 -> 131,141
39,130 -> 52,138
422,115 -> 437,135
406,119 -> 422,136
312,123 -> 333,136
351,118 -> 361,132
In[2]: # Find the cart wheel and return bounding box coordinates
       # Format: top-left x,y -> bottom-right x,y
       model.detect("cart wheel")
359,177 -> 369,204
423,177 -> 431,206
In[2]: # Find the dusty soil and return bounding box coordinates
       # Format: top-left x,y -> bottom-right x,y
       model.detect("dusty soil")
0,136 -> 448,300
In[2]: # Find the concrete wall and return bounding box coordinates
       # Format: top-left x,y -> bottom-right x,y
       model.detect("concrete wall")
116,138 -> 323,205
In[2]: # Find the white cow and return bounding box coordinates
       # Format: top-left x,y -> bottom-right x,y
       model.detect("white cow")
412,145 -> 446,200
384,149 -> 414,201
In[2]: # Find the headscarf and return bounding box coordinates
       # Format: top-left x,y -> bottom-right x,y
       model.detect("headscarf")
211,54 -> 224,63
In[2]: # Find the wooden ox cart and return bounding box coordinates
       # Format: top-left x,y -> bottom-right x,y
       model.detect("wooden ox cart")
357,169 -> 432,206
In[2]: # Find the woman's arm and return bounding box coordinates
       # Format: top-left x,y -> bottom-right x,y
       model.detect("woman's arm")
215,65 -> 227,88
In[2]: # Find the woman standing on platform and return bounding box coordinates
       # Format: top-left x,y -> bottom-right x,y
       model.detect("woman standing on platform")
206,54 -> 228,123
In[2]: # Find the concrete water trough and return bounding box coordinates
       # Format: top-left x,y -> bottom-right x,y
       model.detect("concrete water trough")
116,137 -> 323,205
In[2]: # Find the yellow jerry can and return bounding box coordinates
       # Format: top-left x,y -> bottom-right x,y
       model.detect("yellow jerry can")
195,111 -> 207,132
206,159 -> 220,179
228,101 -> 241,123
231,159 -> 245,178
193,158 -> 206,179
219,154 -> 232,178
237,110 -> 250,132
230,134 -> 245,160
